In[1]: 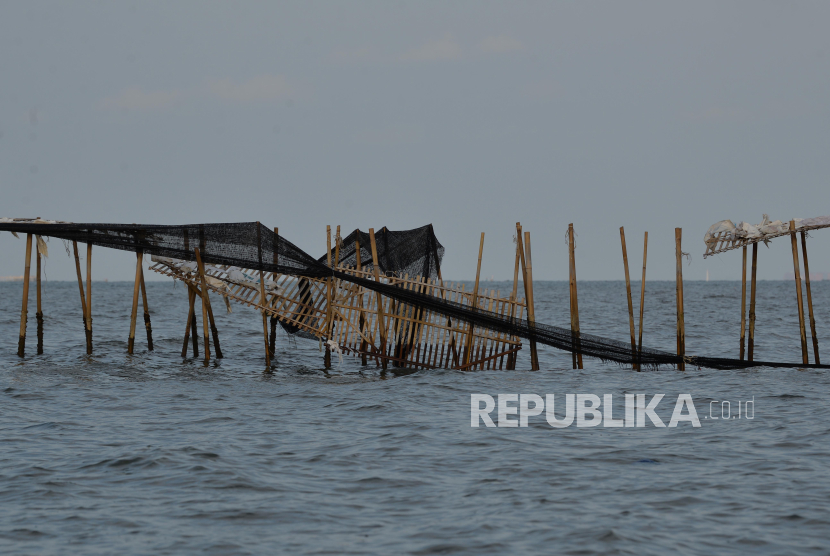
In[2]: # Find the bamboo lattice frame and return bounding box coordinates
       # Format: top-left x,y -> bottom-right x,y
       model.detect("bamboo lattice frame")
150,260 -> 525,370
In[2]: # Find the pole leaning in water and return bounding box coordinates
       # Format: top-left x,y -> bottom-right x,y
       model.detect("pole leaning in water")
800,231 -> 820,364
620,227 -> 637,370
568,224 -> 583,370
789,220 -> 809,365
127,251 -> 143,355
462,232 -> 485,368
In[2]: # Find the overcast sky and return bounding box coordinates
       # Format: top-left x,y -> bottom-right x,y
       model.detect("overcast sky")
1,1 -> 828,282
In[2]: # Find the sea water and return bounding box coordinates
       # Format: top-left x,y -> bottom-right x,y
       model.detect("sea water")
1,280 -> 828,555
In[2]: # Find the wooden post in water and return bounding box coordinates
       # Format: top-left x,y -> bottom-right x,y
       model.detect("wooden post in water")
139,265 -> 153,350
462,233 -> 485,368
637,232 -> 648,367
568,224 -> 583,370
355,240 -> 368,366
369,228 -> 388,370
17,234 -> 33,357
675,228 -> 685,371
748,243 -> 758,361
36,241 -> 43,355
507,230 -> 521,370
789,220 -> 808,365
72,241 -> 91,354
255,223 -> 271,368
324,225 -> 333,369
524,231 -> 540,371
86,241 -> 93,354
620,227 -> 637,370
127,251 -> 143,355
182,288 -> 197,357
192,248 -> 211,362
800,231 -> 820,364
269,227 -> 279,358
740,246 -> 747,360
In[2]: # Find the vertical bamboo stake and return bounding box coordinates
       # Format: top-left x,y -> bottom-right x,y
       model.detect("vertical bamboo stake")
139,265 -> 153,351
324,225 -> 333,368
356,240 -> 368,366
637,232 -> 648,366
369,228 -> 388,369
748,243 -> 758,361
190,290 -> 200,357
507,230 -> 521,370
17,234 -> 33,357
86,241 -> 93,354
568,224 -> 583,370
462,233 -> 485,368
789,220 -> 808,365
255,223 -> 270,368
72,241 -> 90,353
192,249 -> 211,362
620,227 -> 637,370
36,243 -> 43,355
739,246 -> 747,360
524,231 -> 540,370
127,252 -> 143,355
675,228 -> 685,371
515,224 -> 537,370
182,288 -> 195,357
800,231 -> 820,364
269,227 -> 279,358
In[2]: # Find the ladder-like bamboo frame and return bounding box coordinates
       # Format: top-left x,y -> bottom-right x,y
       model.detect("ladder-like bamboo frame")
149,260 -> 525,370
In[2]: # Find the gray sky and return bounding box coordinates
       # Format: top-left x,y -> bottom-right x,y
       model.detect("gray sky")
1,1 -> 828,282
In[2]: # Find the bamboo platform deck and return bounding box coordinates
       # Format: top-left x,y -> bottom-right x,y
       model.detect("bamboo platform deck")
703,220 -> 830,258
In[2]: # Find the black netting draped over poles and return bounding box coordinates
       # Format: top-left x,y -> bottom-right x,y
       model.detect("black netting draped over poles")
2,220 -> 828,371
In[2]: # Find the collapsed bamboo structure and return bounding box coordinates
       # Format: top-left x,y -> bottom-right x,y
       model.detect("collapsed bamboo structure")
3,215 -> 826,371
148,245 -> 527,370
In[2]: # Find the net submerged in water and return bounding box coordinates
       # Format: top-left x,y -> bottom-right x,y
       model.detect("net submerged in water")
1,220 -> 826,370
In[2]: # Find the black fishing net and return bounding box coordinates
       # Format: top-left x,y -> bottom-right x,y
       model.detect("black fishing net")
319,224 -> 444,280
2,220 -> 827,371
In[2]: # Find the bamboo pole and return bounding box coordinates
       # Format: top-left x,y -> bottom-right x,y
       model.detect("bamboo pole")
620,227 -> 637,370
800,231 -> 820,364
369,228 -> 388,369
255,223 -> 270,368
192,248 -> 211,362
356,240 -> 368,366
524,231 -> 540,370
789,220 -> 808,365
515,224 -> 538,370
127,252 -> 143,355
17,234 -> 33,357
675,228 -> 685,371
748,243 -> 758,361
72,241 -> 91,354
269,227 -> 279,358
139,265 -> 153,351
507,230 -> 521,370
182,288 -> 196,357
568,224 -> 583,369
461,233 -> 485,368
36,243 -> 43,355
86,241 -> 92,354
323,225 -> 333,368
739,246 -> 747,360
637,232 -> 648,366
